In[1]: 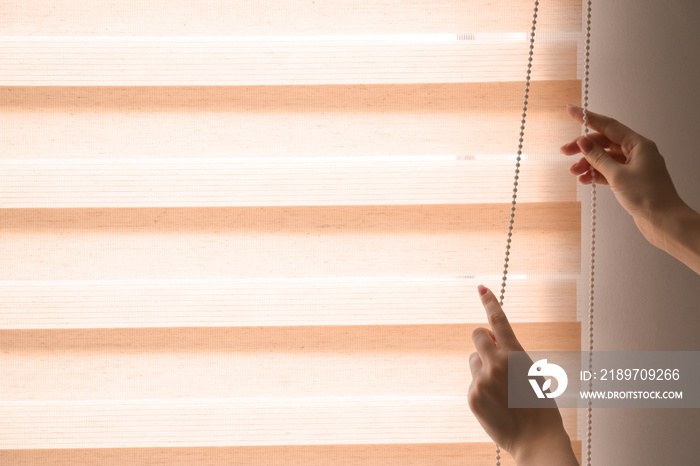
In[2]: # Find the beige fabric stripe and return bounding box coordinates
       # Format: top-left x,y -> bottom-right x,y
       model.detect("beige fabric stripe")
0,203 -> 581,280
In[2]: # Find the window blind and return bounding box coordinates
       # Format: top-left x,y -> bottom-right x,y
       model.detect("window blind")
0,1 -> 583,465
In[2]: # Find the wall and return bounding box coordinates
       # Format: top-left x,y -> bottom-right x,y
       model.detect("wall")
586,0 -> 700,463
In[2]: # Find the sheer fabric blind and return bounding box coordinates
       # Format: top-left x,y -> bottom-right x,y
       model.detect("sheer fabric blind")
1,1 -> 583,464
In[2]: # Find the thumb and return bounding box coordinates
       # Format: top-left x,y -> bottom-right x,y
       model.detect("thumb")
577,136 -> 620,181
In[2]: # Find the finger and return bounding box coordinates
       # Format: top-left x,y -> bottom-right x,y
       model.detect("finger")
566,104 -> 642,153
472,327 -> 497,358
571,155 -> 611,184
485,327 -> 499,348
477,285 -> 521,350
576,136 -> 622,181
578,170 -> 609,185
472,327 -> 497,361
589,132 -> 613,148
562,143 -> 626,162
570,151 -> 625,176
562,141 -> 625,162
469,351 -> 483,375
560,132 -> 613,155
570,156 -> 591,175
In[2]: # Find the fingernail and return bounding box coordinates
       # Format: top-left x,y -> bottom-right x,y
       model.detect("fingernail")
577,137 -> 594,154
478,284 -> 488,296
567,103 -> 582,110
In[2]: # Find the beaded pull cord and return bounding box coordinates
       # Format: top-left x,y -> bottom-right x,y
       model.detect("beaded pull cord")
583,1 -> 595,464
494,0 -> 594,464
495,0 -> 539,462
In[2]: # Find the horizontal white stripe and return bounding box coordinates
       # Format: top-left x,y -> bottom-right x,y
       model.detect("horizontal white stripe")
0,154 -> 565,164
0,158 -> 574,208
0,32 -> 581,43
0,277 -> 577,328
0,397 -> 579,448
0,37 -> 578,85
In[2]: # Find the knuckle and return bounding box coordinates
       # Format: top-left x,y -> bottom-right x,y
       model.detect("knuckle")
488,311 -> 509,328
471,327 -> 488,340
590,146 -> 608,160
639,137 -> 658,152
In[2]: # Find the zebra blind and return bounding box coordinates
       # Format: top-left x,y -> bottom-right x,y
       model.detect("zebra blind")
1,1 -> 583,464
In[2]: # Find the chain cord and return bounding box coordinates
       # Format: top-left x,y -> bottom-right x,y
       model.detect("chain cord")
583,0 -> 594,464
495,2 -> 539,464
495,0 -> 595,463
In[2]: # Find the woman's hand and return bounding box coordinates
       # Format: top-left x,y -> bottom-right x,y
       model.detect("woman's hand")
561,104 -> 700,275
560,104 -> 687,249
468,285 -> 579,465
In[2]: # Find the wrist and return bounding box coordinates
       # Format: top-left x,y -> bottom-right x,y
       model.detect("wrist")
652,201 -> 700,274
642,196 -> 688,247
512,427 -> 578,466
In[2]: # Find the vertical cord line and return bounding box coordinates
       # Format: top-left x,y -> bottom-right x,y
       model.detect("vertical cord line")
583,1 -> 594,465
496,2 -> 539,464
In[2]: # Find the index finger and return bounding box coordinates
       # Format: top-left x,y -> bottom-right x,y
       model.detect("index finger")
566,104 -> 642,153
477,285 -> 522,351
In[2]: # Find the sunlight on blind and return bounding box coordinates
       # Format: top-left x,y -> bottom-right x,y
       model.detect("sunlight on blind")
0,1 -> 583,464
